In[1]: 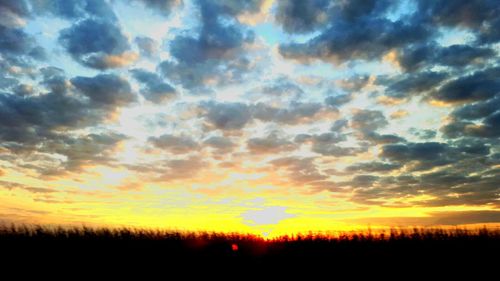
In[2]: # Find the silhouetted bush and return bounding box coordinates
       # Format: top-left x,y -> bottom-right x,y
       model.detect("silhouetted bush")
1,224 -> 498,275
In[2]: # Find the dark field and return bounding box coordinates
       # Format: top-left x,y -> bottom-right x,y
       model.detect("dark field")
1,225 -> 499,276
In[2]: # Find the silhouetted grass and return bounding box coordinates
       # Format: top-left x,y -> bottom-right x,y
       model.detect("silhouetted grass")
1,224 -> 499,275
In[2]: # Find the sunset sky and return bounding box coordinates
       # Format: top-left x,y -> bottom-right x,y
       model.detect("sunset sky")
0,0 -> 499,236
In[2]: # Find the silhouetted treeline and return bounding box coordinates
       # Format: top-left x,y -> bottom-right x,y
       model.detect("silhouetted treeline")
1,225 -> 499,276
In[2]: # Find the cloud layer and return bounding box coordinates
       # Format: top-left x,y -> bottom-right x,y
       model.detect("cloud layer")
0,0 -> 499,229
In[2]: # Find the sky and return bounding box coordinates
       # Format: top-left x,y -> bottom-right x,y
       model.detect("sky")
0,0 -> 499,236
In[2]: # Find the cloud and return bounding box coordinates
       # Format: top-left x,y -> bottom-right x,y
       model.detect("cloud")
199,102 -> 252,131
442,112 -> 500,139
0,87 -> 101,144
31,0 -> 118,20
203,136 -> 235,153
159,0 -> 255,90
279,7 -> 431,64
247,132 -> 297,154
252,102 -> 337,125
71,74 -> 136,107
408,128 -> 436,140
379,71 -> 448,99
341,174 -> 380,188
451,94 -> 500,120
158,157 -> 207,181
0,25 -> 45,65
417,0 -> 499,29
348,210 -> 500,226
308,133 -> 366,157
260,76 -> 304,97
294,131 -> 369,157
379,142 -> 458,172
38,132 -> 127,175
345,161 -> 402,173
275,0 -> 330,34
380,142 -> 448,161
270,157 -> 328,185
431,67 -> 500,103
129,0 -> 182,17
149,134 -> 199,154
397,43 -> 495,72
135,36 -> 159,57
330,119 -> 349,132
59,18 -> 133,69
325,94 -> 352,107
351,109 -> 388,131
131,69 -> 176,103
0,0 -> 30,28
441,91 -> 500,139
363,132 -> 406,144
345,163 -> 500,207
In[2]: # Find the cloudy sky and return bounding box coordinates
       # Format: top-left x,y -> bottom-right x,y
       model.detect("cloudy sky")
1,0 -> 499,235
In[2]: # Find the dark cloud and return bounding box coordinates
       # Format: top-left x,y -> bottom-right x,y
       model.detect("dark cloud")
451,94 -> 500,120
206,0 -> 265,17
199,102 -> 252,131
31,0 -> 117,21
12,83 -> 34,96
348,210 -> 500,226
408,128 -> 437,140
308,133 -> 366,157
380,142 -> 454,171
345,174 -> 380,188
381,142 -> 448,162
45,133 -> 127,174
442,112 -> 500,139
203,136 -> 235,153
0,0 -> 29,28
160,0 -> 255,90
0,89 -> 101,144
417,0 -> 499,29
135,36 -> 159,57
330,119 -> 349,132
59,18 -> 133,69
345,161 -> 402,173
39,67 -> 69,95
345,164 -> 500,207
131,69 -> 175,103
129,156 -> 207,182
260,77 -> 304,97
149,134 -> 199,154
338,75 -> 370,92
0,75 -> 18,89
0,0 -> 30,18
363,132 -> 406,144
379,71 -> 448,99
129,0 -> 182,17
279,14 -> 431,64
0,26 -> 36,55
0,24 -> 46,70
275,0 -> 330,34
252,102 -> 335,125
351,109 -> 387,131
293,132 -> 367,158
431,67 -> 500,103
278,0 -> 499,66
325,94 -> 352,107
269,157 -> 328,185
0,180 -> 56,194
247,132 -> 297,154
397,43 -> 495,72
71,74 -> 136,107
13,132 -> 128,176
